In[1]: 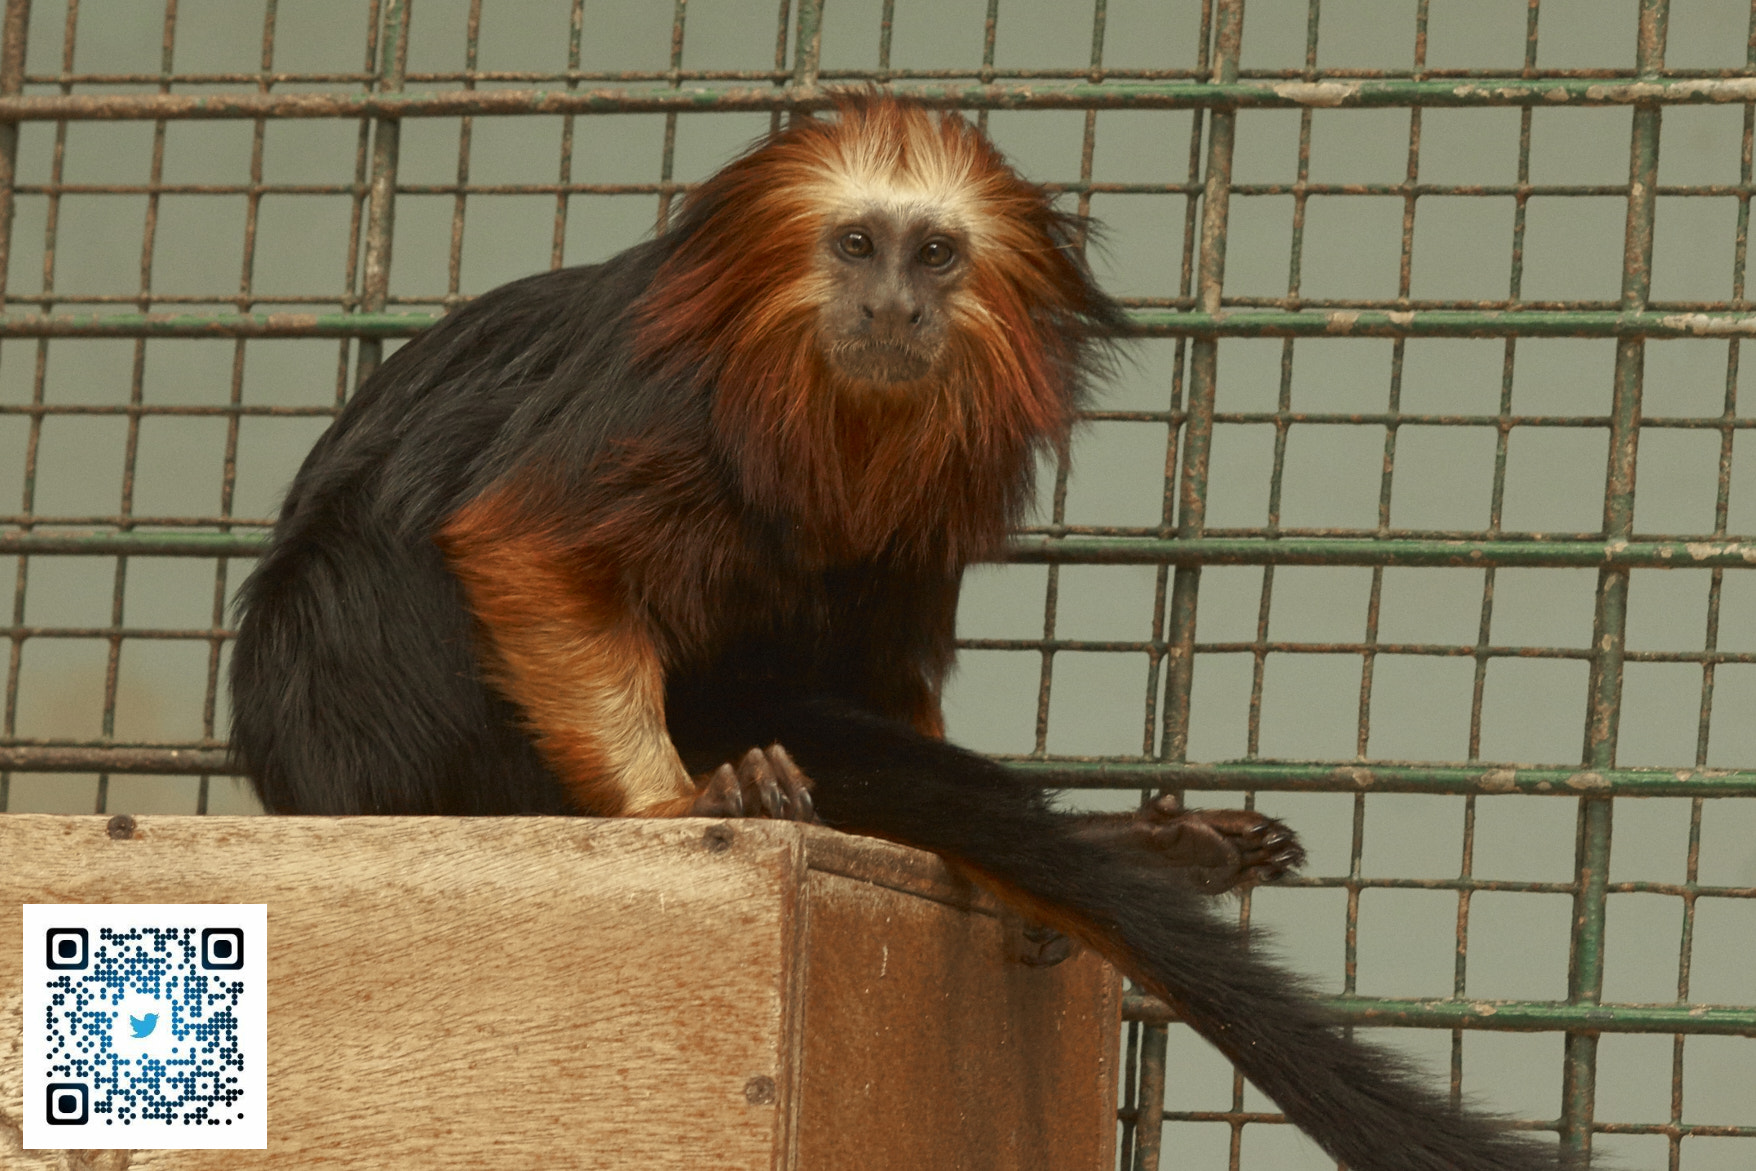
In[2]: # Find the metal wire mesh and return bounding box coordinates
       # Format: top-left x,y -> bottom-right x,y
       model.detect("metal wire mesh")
1,1 -> 1754,1168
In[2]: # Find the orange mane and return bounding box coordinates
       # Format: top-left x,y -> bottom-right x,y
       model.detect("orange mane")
632,95 -> 1116,569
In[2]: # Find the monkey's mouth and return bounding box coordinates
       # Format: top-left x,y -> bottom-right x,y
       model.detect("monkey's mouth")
823,339 -> 937,385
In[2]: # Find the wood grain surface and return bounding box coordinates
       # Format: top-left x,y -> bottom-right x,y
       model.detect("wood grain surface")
0,814 -> 1119,1170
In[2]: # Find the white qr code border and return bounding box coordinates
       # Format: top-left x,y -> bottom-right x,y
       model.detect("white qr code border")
22,904 -> 268,1151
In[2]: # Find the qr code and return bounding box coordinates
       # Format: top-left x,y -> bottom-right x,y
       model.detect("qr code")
22,904 -> 268,1151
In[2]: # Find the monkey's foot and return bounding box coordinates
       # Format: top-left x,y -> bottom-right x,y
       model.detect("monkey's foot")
1010,800 -> 1300,968
1069,795 -> 1303,894
690,743 -> 818,822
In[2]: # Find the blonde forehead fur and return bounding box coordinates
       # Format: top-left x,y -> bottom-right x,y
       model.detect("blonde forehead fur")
790,103 -> 1011,248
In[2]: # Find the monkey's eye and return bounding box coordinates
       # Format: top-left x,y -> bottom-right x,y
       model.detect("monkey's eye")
917,239 -> 956,269
837,230 -> 875,259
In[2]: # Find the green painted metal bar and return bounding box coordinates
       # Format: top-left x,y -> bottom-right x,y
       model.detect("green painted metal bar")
0,0 -> 29,818
1127,309 -> 1756,338
1,308 -> 1753,339
1137,7 -> 1245,1167
0,312 -> 434,336
1561,4 -> 1669,1159
1009,760 -> 1756,797
1594,1123 -> 1756,1139
0,745 -> 230,774
12,745 -> 1756,799
352,0 -> 409,389
1007,536 -> 1756,568
10,530 -> 1756,567
1127,1020 -> 1167,1171
791,0 -> 824,91
1,76 -> 1755,121
0,532 -> 268,556
1122,993 -> 1756,1036
1149,1112 -> 1756,1139
0,2 -> 26,305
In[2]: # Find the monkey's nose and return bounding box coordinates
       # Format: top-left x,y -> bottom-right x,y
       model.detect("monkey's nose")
861,300 -> 923,336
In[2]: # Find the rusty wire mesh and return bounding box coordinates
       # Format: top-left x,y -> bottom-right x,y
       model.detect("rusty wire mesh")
1,1 -> 1754,1168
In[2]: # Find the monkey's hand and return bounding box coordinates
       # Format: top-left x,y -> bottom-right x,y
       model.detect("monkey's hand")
1068,794 -> 1304,895
689,744 -> 819,822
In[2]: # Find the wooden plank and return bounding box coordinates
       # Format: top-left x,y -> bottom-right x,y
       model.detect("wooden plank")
793,869 -> 1119,1171
2,815 -> 801,1169
0,815 -> 1119,1170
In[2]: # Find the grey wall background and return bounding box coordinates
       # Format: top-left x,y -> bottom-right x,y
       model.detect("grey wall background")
2,1 -> 1753,1167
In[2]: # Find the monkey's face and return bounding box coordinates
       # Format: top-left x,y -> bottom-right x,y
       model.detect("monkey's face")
814,211 -> 965,386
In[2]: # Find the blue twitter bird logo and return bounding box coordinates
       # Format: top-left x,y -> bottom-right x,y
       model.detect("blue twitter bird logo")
129,1013 -> 158,1038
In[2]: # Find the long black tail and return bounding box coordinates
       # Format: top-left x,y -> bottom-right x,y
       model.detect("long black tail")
674,696 -> 1570,1171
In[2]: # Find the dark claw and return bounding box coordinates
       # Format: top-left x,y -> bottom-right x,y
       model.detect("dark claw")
688,763 -> 746,818
739,747 -> 785,818
766,743 -> 817,823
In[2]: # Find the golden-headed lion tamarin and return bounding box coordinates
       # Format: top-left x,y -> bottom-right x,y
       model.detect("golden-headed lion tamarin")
230,96 -> 1569,1171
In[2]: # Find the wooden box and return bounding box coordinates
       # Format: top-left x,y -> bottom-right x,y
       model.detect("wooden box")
1,814 -> 1120,1169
